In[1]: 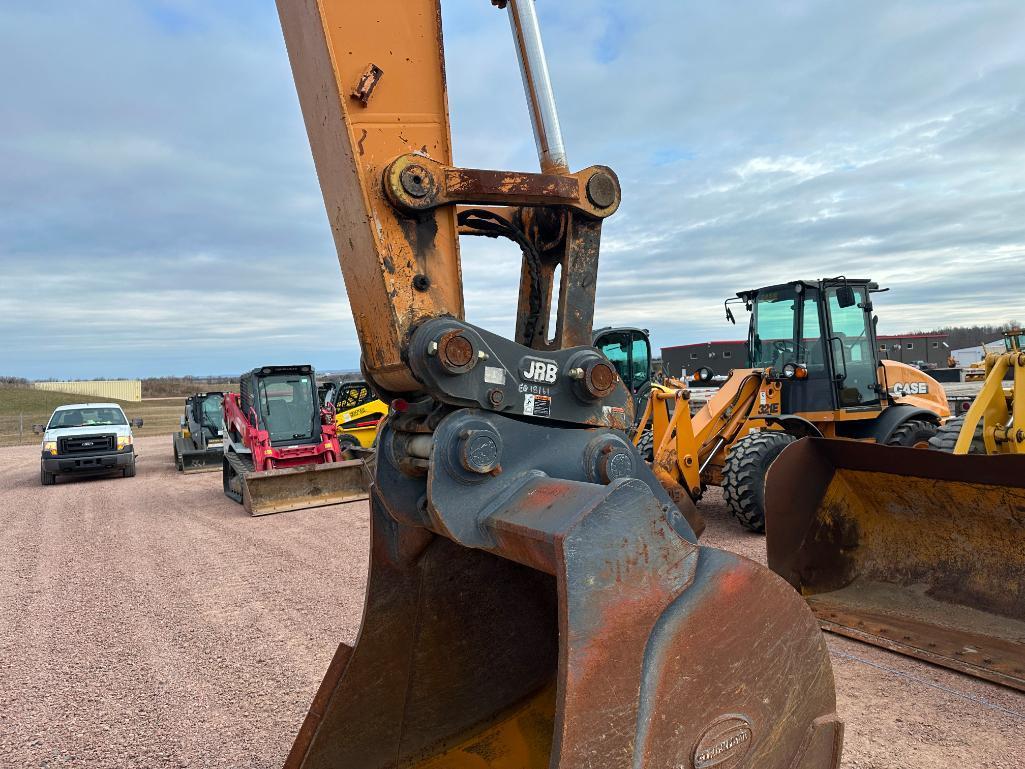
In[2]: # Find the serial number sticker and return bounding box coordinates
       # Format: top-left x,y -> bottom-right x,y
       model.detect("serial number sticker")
484,366 -> 506,385
524,394 -> 552,418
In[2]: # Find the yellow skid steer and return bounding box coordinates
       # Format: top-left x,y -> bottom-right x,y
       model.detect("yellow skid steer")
275,1 -> 843,767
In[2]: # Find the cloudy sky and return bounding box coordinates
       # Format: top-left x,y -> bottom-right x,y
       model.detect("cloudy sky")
2,1 -> 1023,379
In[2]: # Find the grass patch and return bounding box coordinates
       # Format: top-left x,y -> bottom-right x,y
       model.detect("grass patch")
0,386 -> 186,447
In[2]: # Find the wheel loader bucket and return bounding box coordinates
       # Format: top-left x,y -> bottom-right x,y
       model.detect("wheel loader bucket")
234,460 -> 369,516
285,481 -> 843,769
765,438 -> 1025,691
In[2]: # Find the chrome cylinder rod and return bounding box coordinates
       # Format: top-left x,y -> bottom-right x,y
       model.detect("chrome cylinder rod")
505,0 -> 569,174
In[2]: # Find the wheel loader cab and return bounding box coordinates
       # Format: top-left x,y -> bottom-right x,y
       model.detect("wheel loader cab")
743,279 -> 881,416
593,326 -> 651,417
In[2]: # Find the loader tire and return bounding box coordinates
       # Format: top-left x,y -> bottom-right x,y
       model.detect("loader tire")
927,415 -> 986,454
636,429 -> 654,463
722,431 -> 796,534
886,419 -> 938,448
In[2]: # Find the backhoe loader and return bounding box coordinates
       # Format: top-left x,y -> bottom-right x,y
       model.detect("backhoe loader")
762,326 -> 1025,690
275,1 -> 842,768
636,278 -> 950,533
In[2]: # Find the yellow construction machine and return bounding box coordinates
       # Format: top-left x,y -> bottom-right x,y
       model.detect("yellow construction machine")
637,278 -> 950,534
275,1 -> 842,767
320,379 -> 389,451
929,327 -> 1024,454
763,326 -> 1025,691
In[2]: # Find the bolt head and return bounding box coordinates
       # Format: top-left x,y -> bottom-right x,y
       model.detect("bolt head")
400,164 -> 434,198
461,432 -> 500,474
586,172 -> 618,209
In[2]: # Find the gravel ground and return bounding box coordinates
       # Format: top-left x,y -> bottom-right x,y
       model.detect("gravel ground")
1,435 -> 1023,768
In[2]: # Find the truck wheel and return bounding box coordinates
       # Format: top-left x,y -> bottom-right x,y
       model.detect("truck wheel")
886,419 -> 938,449
40,468 -> 56,486
928,415 -> 986,454
635,429 -> 654,463
722,431 -> 797,534
123,460 -> 137,478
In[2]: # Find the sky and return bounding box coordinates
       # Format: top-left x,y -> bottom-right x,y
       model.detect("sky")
1,0 -> 1024,379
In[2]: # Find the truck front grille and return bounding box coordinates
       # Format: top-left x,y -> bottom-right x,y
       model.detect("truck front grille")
59,434 -> 115,453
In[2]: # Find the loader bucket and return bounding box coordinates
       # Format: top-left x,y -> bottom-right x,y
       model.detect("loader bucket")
285,480 -> 843,769
173,434 -> 224,474
765,438 -> 1025,691
235,460 -> 368,516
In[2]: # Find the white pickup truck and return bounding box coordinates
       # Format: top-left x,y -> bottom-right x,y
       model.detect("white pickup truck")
37,403 -> 142,486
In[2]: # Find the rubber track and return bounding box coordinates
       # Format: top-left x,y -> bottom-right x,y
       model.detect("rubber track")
223,451 -> 254,505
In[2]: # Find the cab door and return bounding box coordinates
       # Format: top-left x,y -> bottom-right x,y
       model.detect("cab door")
824,285 -> 881,409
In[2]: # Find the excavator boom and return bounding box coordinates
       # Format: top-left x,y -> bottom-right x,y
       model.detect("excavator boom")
277,1 -> 842,767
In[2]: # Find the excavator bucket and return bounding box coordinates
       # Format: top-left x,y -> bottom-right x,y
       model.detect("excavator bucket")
224,456 -> 368,517
766,438 -> 1025,691
286,443 -> 843,769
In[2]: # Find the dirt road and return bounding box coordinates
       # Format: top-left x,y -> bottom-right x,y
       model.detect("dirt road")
1,436 -> 1022,768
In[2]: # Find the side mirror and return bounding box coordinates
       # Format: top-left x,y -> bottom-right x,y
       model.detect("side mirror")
836,285 -> 856,308
132,418 -> 144,428
32,424 -> 45,435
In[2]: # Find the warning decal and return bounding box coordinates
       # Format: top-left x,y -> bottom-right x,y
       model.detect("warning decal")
523,394 -> 552,418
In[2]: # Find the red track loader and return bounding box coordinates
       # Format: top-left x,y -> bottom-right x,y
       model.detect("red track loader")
221,365 -> 367,516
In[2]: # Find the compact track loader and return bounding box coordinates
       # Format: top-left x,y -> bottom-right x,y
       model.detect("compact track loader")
221,365 -> 366,516
636,279 -> 950,533
763,327 -> 1025,689
325,379 -> 388,451
276,2 -> 842,768
172,392 -> 225,473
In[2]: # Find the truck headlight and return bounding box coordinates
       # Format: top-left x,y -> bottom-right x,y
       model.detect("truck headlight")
43,441 -> 57,455
118,435 -> 133,450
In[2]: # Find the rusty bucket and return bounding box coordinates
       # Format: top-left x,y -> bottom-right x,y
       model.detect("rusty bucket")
766,438 -> 1025,691
284,459 -> 843,768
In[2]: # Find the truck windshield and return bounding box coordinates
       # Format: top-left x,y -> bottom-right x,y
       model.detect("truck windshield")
257,375 -> 316,442
199,395 -> 224,428
48,407 -> 127,429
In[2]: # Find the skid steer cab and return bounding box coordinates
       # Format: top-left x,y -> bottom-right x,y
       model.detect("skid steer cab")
639,277 -> 950,533
172,392 -> 225,473
322,379 -> 388,452
221,365 -> 366,516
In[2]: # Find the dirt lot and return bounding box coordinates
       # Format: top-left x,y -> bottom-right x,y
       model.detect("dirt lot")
1,436 -> 1022,768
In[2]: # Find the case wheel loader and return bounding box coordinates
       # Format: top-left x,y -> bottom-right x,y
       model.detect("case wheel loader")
636,278 -> 950,534
221,365 -> 367,516
172,392 -> 226,473
275,2 -> 842,767
762,326 -> 1025,691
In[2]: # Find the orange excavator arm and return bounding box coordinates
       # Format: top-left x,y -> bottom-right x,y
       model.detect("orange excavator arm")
276,2 -> 843,768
